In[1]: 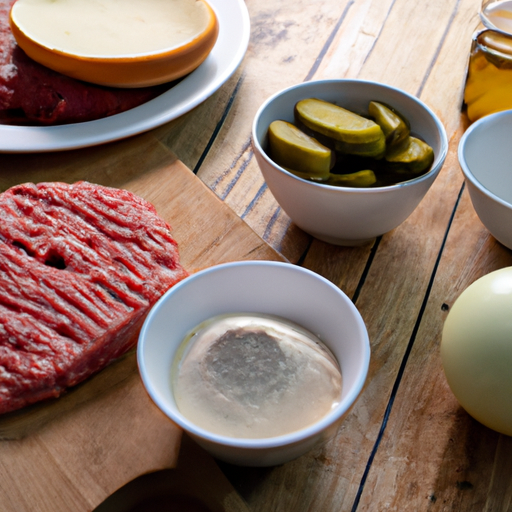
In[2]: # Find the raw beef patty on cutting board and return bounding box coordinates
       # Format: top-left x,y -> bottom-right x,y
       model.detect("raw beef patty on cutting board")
0,181 -> 188,414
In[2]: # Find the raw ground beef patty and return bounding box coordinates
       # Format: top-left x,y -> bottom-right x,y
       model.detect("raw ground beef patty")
0,181 -> 189,414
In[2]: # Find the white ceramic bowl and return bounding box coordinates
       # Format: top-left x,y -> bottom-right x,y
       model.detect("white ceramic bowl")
252,79 -> 448,246
137,261 -> 370,467
458,109 -> 512,250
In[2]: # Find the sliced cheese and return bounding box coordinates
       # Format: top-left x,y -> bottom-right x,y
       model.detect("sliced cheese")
11,0 -> 213,57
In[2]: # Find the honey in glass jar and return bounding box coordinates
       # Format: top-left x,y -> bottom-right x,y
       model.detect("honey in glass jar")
464,28 -> 512,122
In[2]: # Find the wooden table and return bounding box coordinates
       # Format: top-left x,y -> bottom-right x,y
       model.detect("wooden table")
2,0 -> 512,510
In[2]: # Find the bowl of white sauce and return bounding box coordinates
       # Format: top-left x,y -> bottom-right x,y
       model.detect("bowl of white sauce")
137,260 -> 370,467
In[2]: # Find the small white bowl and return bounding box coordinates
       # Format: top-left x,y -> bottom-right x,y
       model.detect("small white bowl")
458,109 -> 512,250
252,79 -> 448,246
137,261 -> 370,467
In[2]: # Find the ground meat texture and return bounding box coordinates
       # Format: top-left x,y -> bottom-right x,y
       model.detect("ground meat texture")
0,0 -> 168,125
0,182 -> 189,414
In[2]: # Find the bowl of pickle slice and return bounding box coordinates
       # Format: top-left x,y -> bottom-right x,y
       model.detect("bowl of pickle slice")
252,79 -> 448,245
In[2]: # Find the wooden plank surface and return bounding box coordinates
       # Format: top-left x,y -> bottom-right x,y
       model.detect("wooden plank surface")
2,0 -> 511,510
151,0 -> 512,510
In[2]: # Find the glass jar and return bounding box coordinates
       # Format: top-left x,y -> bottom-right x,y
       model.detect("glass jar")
464,28 -> 512,122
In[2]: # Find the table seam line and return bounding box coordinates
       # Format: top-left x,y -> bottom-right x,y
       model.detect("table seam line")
349,181 -> 466,511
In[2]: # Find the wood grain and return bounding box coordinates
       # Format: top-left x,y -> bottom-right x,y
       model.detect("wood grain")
184,0 -> 507,511
356,190 -> 512,511
95,435 -> 251,512
1,0 -> 509,509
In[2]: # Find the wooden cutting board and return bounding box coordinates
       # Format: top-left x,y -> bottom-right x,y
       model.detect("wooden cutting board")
0,133 -> 283,512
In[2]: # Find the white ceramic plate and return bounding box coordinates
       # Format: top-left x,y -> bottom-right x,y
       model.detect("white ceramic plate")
0,0 -> 250,153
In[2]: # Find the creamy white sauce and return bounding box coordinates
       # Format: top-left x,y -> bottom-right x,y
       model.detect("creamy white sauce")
11,0 -> 212,56
173,314 -> 343,439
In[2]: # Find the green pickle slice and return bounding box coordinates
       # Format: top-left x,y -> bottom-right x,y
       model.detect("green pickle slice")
368,101 -> 410,147
267,120 -> 333,180
385,136 -> 434,173
264,99 -> 435,188
326,170 -> 376,188
295,98 -> 386,157
334,137 -> 386,158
